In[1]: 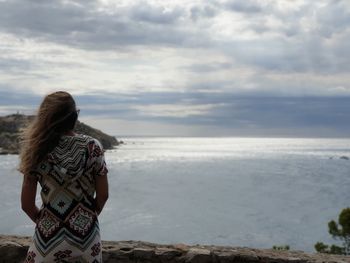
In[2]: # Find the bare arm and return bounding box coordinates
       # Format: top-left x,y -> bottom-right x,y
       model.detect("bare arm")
21,175 -> 40,223
95,173 -> 109,215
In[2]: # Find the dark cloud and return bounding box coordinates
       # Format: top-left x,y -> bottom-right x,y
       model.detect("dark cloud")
0,1 -> 91,36
0,88 -> 41,106
0,0 -> 349,74
218,34 -> 350,74
214,1 -> 350,73
0,58 -> 32,72
315,0 -> 350,38
182,62 -> 233,73
225,0 -> 263,13
130,2 -> 184,24
0,1 -> 350,137
212,97 -> 350,129
190,5 -> 217,21
1,88 -> 349,137
0,0 -> 196,49
124,94 -> 350,137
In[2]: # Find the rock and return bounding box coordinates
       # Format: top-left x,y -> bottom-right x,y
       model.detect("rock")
133,248 -> 155,260
340,156 -> 349,160
212,251 -> 235,263
184,248 -> 212,263
0,114 -> 120,154
75,121 -> 119,150
1,235 -> 350,263
286,257 -> 307,262
174,243 -> 189,251
0,241 -> 28,263
213,250 -> 259,263
105,250 -> 133,262
155,247 -> 182,260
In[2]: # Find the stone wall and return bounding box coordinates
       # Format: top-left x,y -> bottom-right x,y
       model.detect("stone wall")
0,235 -> 349,263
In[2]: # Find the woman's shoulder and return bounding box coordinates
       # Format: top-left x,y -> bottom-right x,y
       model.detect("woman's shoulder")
62,133 -> 100,144
59,134 -> 103,154
73,134 -> 104,151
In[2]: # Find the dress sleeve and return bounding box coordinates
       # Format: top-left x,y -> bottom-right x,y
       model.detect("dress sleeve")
88,139 -> 108,177
28,161 -> 51,182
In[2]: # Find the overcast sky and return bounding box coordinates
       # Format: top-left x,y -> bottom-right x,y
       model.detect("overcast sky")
0,0 -> 349,137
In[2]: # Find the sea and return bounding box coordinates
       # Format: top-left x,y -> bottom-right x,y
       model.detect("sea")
1,137 -> 349,252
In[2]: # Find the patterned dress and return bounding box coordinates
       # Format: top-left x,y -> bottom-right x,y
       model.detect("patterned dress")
25,134 -> 108,263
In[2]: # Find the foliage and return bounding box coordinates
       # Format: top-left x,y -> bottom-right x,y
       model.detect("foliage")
272,245 -> 290,251
315,208 -> 350,255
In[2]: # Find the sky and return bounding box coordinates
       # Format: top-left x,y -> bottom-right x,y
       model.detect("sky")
0,0 -> 349,137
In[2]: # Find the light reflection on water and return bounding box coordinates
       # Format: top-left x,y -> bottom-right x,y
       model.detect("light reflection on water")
110,137 -> 350,162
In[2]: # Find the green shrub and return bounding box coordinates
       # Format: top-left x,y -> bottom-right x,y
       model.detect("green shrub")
315,208 -> 350,255
272,245 -> 290,251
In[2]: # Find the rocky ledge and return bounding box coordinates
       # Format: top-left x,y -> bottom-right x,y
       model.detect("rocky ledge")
0,235 -> 349,263
0,114 -> 120,154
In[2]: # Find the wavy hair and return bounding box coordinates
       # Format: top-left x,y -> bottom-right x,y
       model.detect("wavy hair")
19,91 -> 78,175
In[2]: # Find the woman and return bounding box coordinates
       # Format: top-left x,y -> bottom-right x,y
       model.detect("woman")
20,91 -> 109,263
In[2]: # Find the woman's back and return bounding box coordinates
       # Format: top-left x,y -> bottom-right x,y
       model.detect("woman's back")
20,91 -> 109,263
36,134 -> 105,211
25,134 -> 107,262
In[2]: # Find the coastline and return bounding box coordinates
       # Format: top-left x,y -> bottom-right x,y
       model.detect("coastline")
1,235 -> 349,263
0,114 -> 120,154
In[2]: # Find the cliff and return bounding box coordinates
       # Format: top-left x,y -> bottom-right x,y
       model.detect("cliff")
0,235 -> 349,263
0,114 -> 120,154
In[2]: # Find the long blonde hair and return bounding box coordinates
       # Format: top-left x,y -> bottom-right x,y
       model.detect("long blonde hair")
19,91 -> 78,175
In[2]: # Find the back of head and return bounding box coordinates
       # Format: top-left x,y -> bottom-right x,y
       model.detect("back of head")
19,91 -> 78,175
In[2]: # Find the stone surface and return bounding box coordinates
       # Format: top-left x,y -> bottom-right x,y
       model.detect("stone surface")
184,248 -> 212,263
134,247 -> 155,259
155,247 -> 182,260
1,235 -> 349,263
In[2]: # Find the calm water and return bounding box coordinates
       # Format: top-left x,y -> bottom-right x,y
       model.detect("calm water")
1,137 -> 350,252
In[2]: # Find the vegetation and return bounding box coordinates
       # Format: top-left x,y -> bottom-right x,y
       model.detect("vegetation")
315,208 -> 350,255
0,114 -> 119,154
272,245 -> 290,251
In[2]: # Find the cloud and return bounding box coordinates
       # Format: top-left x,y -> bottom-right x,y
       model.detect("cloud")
0,0 -> 349,136
0,0 -> 197,49
130,2 -> 184,24
0,0 -> 349,75
78,92 -> 350,137
190,4 -> 218,21
130,103 -> 227,118
182,62 -> 233,73
315,0 -> 350,38
1,86 -> 349,137
225,0 -> 264,13
0,58 -> 33,77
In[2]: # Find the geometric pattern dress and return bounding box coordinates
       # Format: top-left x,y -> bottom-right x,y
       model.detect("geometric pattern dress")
24,134 -> 108,263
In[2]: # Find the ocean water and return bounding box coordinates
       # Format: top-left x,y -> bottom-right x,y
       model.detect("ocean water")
1,137 -> 350,252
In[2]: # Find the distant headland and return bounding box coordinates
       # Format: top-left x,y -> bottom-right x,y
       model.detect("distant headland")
0,114 -> 121,154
